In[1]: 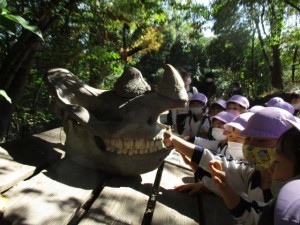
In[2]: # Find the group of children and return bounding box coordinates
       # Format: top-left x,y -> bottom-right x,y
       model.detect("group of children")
163,91 -> 300,225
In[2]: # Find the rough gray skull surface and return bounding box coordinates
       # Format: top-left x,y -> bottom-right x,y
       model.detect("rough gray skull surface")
47,64 -> 188,175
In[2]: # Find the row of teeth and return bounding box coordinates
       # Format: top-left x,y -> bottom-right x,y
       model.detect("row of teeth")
103,138 -> 165,155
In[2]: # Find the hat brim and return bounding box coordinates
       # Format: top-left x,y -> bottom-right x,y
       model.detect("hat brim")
224,122 -> 244,131
240,128 -> 280,138
286,119 -> 300,131
228,100 -> 247,109
211,115 -> 226,124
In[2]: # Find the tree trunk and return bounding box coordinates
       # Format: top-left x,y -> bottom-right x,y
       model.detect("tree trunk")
0,0 -> 79,140
292,45 -> 298,82
271,45 -> 284,89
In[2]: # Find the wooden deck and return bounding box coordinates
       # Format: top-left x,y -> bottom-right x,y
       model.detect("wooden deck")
0,128 -> 234,225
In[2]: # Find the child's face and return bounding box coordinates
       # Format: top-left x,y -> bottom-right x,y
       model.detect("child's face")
226,102 -> 244,113
209,104 -> 224,117
271,152 -> 295,181
244,136 -> 277,148
212,119 -> 225,129
227,127 -> 245,144
242,137 -> 278,170
189,101 -> 204,108
290,97 -> 300,105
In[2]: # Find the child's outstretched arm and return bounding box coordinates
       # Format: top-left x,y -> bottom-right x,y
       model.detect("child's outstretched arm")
163,131 -> 196,159
209,160 -> 241,210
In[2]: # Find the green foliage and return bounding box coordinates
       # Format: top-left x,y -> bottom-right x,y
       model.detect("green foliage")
0,0 -> 43,39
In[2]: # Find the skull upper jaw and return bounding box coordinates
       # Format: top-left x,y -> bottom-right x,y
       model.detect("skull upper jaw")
65,120 -> 171,175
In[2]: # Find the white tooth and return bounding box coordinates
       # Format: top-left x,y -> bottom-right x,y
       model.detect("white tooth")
145,141 -> 150,153
135,139 -> 141,150
128,150 -> 134,156
124,139 -> 133,150
149,141 -> 155,153
155,140 -> 162,150
116,139 -> 123,150
117,149 -> 123,154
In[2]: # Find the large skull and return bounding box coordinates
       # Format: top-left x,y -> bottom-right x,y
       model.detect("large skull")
47,64 -> 188,175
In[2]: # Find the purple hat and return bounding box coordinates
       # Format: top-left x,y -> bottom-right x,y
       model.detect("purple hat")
241,107 -> 295,138
211,99 -> 226,109
224,112 -> 254,131
227,95 -> 250,109
190,93 -> 208,104
265,97 -> 284,107
248,105 -> 265,113
274,180 -> 300,225
286,118 -> 300,131
274,102 -> 295,115
211,111 -> 235,124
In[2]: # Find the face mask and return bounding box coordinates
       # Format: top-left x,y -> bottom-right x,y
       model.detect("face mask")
190,107 -> 203,115
242,144 -> 276,170
292,102 -> 300,110
227,109 -> 240,117
228,141 -> 244,160
206,78 -> 213,82
212,127 -> 227,141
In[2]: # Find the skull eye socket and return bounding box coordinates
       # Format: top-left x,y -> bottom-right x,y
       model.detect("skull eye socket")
148,117 -> 155,126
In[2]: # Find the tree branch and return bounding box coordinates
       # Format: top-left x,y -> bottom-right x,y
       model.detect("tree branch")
284,0 -> 300,12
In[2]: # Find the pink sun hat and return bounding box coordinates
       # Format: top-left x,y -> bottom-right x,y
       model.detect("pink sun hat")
190,93 -> 208,104
211,111 -> 236,124
227,95 -> 250,109
241,107 -> 295,138
224,112 -> 254,131
274,101 -> 295,115
265,96 -> 284,107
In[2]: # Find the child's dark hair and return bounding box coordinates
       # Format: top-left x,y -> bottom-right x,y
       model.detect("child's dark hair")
276,127 -> 300,175
288,91 -> 300,103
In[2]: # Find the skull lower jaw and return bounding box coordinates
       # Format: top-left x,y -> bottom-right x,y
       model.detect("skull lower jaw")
64,121 -> 170,175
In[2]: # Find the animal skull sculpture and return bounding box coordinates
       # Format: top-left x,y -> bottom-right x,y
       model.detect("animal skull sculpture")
47,64 -> 188,175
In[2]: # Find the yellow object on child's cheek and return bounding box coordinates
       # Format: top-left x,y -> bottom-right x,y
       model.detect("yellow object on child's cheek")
242,144 -> 276,170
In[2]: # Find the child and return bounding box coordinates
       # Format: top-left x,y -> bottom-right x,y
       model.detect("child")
182,93 -> 209,137
189,111 -> 235,156
260,119 -> 300,225
288,90 -> 300,117
209,108 -> 297,225
207,99 -> 227,117
224,112 -> 254,160
174,111 -> 254,195
164,107 -> 296,225
171,71 -> 198,134
265,96 -> 284,107
273,101 -> 295,115
226,95 -> 249,116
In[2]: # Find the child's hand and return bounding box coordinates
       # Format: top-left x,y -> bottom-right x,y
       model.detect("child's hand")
209,160 -> 227,192
163,131 -> 173,148
174,182 -> 207,195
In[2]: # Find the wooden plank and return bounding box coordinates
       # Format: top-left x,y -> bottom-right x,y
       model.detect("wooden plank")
198,193 -> 235,225
1,158 -> 108,225
0,128 -> 65,193
78,169 -> 158,225
152,162 -> 199,225
164,149 -> 192,171
0,147 -> 35,193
